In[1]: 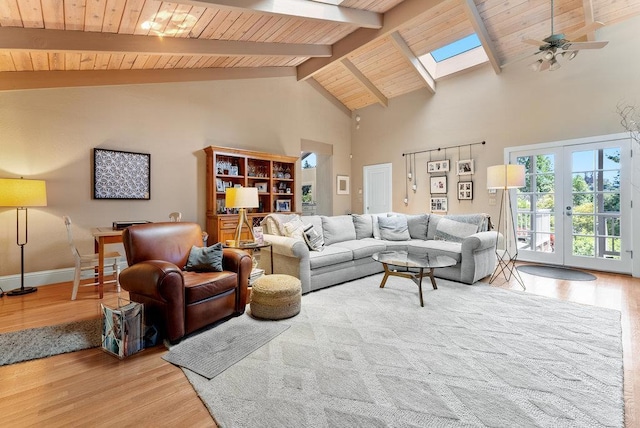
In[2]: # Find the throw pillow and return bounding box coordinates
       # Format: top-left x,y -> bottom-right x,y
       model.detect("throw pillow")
184,243 -> 223,272
352,214 -> 373,239
303,224 -> 325,251
321,215 -> 356,246
406,214 -> 429,240
377,215 -> 411,241
283,217 -> 306,240
434,217 -> 480,243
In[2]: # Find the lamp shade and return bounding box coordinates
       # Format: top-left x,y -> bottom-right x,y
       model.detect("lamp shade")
225,187 -> 259,209
487,165 -> 525,190
0,178 -> 47,207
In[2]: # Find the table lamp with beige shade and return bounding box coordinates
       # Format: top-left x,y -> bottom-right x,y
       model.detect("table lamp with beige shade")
0,177 -> 47,296
225,187 -> 259,246
486,164 -> 526,289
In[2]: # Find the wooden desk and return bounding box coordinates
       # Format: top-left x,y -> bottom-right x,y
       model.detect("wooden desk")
91,227 -> 124,298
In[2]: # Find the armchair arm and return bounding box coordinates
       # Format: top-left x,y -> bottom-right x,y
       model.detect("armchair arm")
221,248 -> 252,307
119,260 -> 185,303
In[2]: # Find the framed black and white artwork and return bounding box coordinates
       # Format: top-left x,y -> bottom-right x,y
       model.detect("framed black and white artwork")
430,176 -> 447,194
93,148 -> 150,200
456,159 -> 474,176
457,181 -> 473,200
430,197 -> 448,213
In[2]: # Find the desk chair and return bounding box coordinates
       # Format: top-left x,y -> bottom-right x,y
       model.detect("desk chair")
63,216 -> 122,300
169,211 -> 209,245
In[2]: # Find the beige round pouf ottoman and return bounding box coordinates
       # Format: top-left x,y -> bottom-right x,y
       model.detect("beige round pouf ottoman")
250,274 -> 301,320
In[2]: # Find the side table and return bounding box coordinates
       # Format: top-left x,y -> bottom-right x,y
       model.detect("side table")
223,241 -> 274,274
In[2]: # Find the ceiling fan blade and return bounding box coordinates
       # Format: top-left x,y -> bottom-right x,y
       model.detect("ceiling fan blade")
523,38 -> 547,47
563,41 -> 609,50
565,21 -> 605,41
539,60 -> 551,72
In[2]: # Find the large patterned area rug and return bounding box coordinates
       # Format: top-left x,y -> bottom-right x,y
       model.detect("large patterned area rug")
181,274 -> 624,428
0,318 -> 102,366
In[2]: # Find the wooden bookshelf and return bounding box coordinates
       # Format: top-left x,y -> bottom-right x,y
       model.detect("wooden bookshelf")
204,145 -> 298,244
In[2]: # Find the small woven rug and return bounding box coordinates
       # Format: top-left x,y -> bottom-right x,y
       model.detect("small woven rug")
0,318 -> 102,366
517,264 -> 597,281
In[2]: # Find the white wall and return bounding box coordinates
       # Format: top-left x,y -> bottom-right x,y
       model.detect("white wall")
0,76 -> 351,288
350,16 -> 640,275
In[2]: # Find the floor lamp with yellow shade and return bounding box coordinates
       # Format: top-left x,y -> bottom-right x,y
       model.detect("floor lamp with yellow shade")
486,164 -> 526,289
0,177 -> 47,296
225,187 -> 259,245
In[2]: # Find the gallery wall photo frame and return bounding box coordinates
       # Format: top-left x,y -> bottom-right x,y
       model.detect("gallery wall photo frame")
430,175 -> 447,194
456,159 -> 474,176
337,175 -> 350,195
430,197 -> 448,213
427,160 -> 450,173
457,181 -> 473,200
93,148 -> 150,200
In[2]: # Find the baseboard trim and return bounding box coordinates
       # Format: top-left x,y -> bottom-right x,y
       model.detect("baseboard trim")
0,263 -> 126,292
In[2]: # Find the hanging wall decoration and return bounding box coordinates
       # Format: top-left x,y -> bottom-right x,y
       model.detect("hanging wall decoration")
457,181 -> 473,200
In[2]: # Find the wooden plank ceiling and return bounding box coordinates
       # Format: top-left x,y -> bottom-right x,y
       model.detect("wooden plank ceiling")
0,0 -> 639,111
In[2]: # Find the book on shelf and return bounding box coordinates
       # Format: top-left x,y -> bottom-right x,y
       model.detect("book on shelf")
101,298 -> 144,358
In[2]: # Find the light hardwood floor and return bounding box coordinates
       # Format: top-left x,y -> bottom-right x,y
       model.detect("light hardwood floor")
0,268 -> 638,427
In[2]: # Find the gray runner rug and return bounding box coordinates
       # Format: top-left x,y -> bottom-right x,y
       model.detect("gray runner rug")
0,318 -> 102,366
181,274 -> 623,428
163,315 -> 290,379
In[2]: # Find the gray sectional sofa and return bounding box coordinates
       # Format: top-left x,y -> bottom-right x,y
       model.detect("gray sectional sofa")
257,212 -> 498,294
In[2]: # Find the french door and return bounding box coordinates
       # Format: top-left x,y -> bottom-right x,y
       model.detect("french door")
509,136 -> 631,274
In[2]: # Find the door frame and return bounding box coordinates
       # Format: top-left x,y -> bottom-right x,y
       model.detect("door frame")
506,132 -> 635,275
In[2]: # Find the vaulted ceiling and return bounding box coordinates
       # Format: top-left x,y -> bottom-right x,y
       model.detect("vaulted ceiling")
1,0 -> 639,113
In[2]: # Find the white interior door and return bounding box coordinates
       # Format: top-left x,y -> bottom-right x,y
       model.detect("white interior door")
364,163 -> 392,214
510,135 -> 631,274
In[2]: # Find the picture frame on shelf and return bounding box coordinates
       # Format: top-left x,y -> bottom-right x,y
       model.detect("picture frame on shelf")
430,176 -> 447,194
457,181 -> 473,200
427,160 -> 450,173
456,159 -> 474,175
337,175 -> 349,195
276,199 -> 291,212
255,182 -> 268,193
216,178 -> 224,192
430,197 -> 448,213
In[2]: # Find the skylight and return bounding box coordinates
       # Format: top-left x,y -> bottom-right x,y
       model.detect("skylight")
431,34 -> 482,63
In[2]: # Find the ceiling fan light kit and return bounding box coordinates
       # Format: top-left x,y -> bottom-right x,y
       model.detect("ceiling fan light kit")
521,0 -> 608,72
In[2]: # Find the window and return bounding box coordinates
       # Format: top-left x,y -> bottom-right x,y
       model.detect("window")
430,34 -> 482,62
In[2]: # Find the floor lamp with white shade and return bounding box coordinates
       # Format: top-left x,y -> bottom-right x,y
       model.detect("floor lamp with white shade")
486,165 -> 526,289
0,177 -> 48,296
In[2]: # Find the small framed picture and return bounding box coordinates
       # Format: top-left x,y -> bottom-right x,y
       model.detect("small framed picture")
276,199 -> 291,212
430,197 -> 448,213
427,160 -> 450,173
458,181 -> 473,200
456,159 -> 474,175
430,176 -> 447,194
337,175 -> 349,195
255,182 -> 268,193
216,178 -> 224,192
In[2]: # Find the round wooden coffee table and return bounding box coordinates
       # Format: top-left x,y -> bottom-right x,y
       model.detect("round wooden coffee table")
372,250 -> 457,307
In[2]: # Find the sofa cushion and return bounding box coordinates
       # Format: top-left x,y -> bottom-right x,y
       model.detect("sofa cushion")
406,214 -> 429,240
378,215 -> 411,241
333,239 -> 387,259
308,245 -> 353,269
184,243 -> 223,272
427,214 -> 486,241
352,214 -> 374,239
322,215 -> 357,245
408,240 -> 462,262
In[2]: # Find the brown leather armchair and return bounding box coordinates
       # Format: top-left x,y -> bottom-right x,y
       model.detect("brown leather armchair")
119,222 -> 252,343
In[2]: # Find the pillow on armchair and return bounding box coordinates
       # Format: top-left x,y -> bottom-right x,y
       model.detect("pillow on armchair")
184,243 -> 224,272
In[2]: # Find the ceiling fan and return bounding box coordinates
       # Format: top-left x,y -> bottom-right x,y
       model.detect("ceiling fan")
521,0 -> 609,71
